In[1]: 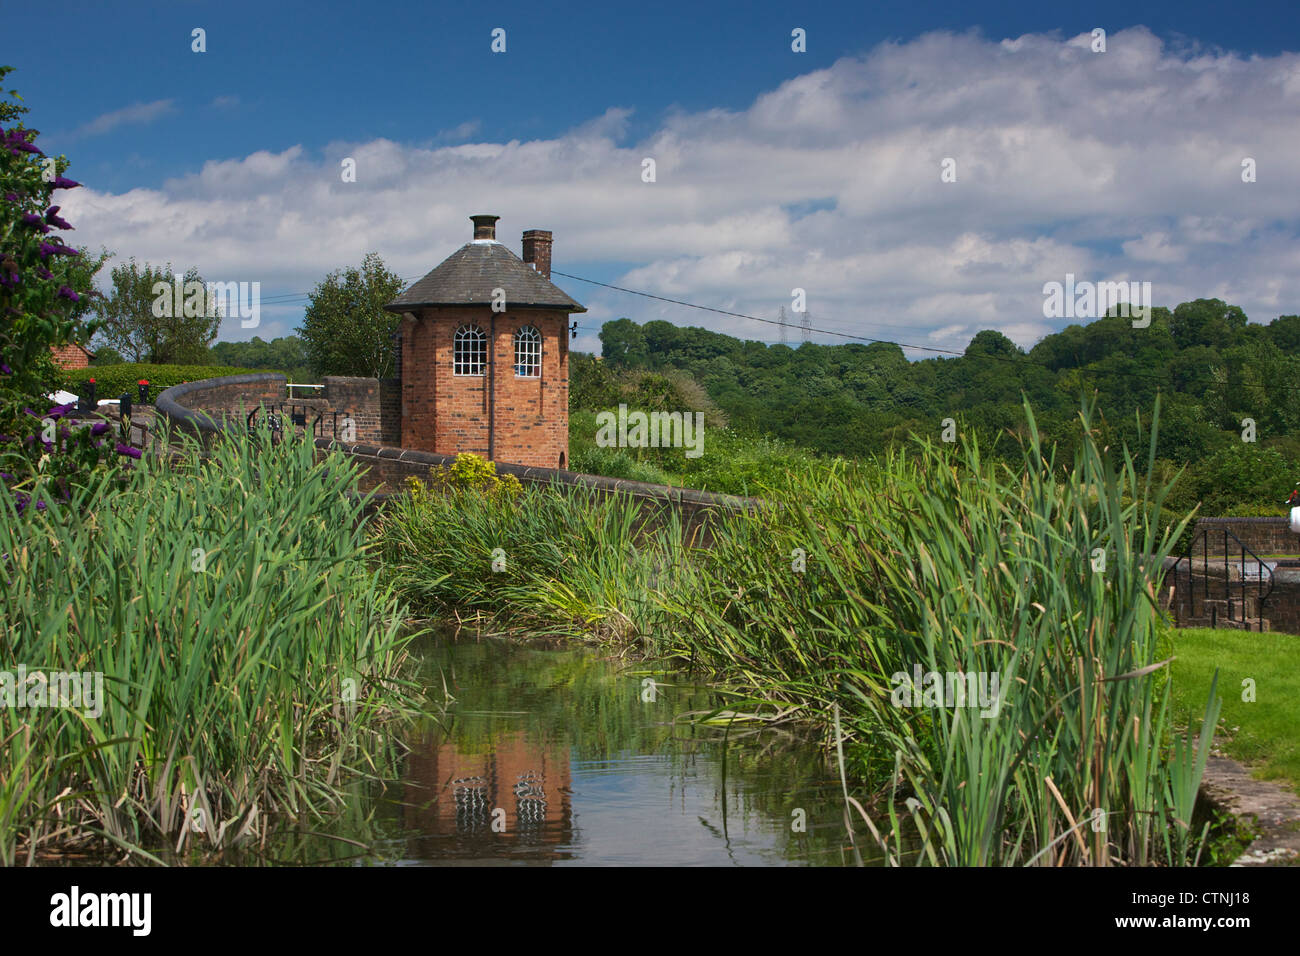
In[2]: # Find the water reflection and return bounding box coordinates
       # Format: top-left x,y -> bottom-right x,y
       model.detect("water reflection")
403,729 -> 575,860
385,629 -> 864,866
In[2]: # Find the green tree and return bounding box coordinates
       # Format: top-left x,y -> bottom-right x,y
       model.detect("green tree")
89,345 -> 124,366
297,252 -> 403,378
599,317 -> 648,367
93,259 -> 220,364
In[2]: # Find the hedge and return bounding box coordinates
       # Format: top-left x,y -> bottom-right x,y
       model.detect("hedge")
63,364 -> 288,402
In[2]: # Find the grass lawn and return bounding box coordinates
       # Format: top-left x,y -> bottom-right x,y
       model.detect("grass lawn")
1169,627 -> 1300,795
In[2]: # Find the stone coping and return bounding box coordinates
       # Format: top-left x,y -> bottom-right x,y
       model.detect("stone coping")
155,372 -> 287,435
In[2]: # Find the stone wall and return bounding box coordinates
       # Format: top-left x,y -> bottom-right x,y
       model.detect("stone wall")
1192,517 -> 1299,556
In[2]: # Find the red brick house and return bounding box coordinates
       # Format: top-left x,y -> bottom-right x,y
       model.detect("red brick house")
50,342 -> 94,369
385,215 -> 586,469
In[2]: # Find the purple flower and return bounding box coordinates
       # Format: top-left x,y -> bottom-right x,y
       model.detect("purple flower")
50,176 -> 81,190
21,213 -> 50,233
90,422 -> 110,436
115,443 -> 141,459
38,242 -> 79,259
35,267 -> 53,280
2,192 -> 19,202
45,402 -> 75,420
0,364 -> 11,375
3,127 -> 42,155
45,206 -> 73,230
56,286 -> 79,302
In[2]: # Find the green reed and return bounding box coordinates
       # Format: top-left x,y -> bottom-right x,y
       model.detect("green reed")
0,427 -> 424,864
372,399 -> 1221,865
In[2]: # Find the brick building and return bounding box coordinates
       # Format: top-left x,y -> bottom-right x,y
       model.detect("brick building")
50,342 -> 94,369
385,215 -> 586,469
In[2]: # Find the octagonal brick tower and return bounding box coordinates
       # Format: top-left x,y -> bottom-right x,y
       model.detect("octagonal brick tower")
385,215 -> 586,469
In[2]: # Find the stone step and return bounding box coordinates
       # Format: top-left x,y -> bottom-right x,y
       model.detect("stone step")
1179,615 -> 1271,632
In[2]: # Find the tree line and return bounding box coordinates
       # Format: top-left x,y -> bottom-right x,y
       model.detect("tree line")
594,302 -> 1300,515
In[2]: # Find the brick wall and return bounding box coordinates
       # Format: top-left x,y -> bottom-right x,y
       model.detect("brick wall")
50,343 -> 90,369
1264,572 -> 1300,636
315,437 -> 749,546
157,371 -> 746,545
379,378 -> 401,445
154,373 -> 287,446
318,376 -> 379,442
1194,517 -> 1300,556
1160,555 -> 1300,635
400,306 -> 569,469
160,374 -> 285,420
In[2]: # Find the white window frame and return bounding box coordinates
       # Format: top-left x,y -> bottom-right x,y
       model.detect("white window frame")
513,325 -> 542,378
454,324 -> 487,376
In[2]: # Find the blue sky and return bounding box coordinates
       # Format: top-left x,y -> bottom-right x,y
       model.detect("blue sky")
8,0 -> 1300,353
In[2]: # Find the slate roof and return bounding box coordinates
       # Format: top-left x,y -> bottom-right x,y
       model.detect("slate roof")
385,241 -> 587,313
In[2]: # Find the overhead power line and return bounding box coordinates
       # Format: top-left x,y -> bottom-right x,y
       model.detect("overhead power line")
551,269 -> 1300,396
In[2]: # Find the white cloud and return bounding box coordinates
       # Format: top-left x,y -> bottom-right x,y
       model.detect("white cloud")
59,26 -> 1300,351
67,99 -> 176,140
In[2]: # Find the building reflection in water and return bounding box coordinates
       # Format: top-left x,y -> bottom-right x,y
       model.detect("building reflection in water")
403,730 -> 575,862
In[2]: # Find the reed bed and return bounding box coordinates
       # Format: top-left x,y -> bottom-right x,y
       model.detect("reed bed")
0,428 -> 423,864
374,400 -> 1221,866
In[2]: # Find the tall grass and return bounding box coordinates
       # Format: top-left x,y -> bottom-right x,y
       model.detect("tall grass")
0,428 -> 424,864
373,401 -> 1222,865
374,479 -> 684,642
669,402 -> 1218,865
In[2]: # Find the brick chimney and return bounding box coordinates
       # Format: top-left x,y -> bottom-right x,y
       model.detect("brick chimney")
522,229 -> 553,279
471,214 -> 500,240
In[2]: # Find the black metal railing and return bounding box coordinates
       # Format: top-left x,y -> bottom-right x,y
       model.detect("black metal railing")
1170,528 -> 1274,631
246,403 -> 351,444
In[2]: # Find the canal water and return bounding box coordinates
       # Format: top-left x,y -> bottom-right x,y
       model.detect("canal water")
273,629 -> 865,866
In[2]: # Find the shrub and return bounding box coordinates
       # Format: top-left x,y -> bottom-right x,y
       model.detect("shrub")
418,452 -> 523,500
64,363 -> 285,401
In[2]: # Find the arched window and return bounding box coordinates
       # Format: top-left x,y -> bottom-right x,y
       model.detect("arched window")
453,324 -> 486,376
514,325 -> 541,378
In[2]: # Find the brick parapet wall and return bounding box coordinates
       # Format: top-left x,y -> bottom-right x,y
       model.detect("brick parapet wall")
315,437 -> 755,542
1160,555 -> 1300,635
155,373 -> 287,441
155,372 -> 744,538
1193,517 -> 1300,556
